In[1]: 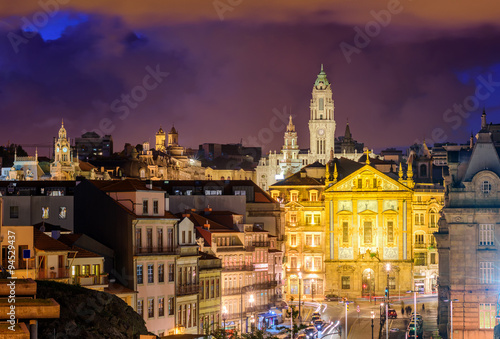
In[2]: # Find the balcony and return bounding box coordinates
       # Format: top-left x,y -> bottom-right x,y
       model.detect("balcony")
222,287 -> 243,296
135,246 -> 177,255
252,241 -> 270,247
250,281 -> 278,290
223,265 -> 254,272
217,246 -> 246,253
414,243 -> 427,249
38,268 -> 69,280
76,274 -> 109,287
176,283 -> 200,296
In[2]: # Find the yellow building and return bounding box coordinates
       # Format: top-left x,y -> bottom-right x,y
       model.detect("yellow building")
270,164 -> 327,300
323,158 -> 415,299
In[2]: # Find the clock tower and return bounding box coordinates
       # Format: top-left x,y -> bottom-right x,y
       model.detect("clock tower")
50,119 -> 79,180
309,65 -> 336,164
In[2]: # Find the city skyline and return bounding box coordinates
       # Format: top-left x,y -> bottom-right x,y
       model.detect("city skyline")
1,1 -> 500,156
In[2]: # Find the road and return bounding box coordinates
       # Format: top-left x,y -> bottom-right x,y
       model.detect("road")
306,294 -> 439,339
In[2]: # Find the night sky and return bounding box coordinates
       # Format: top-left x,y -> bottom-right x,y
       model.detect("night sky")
1,1 -> 500,157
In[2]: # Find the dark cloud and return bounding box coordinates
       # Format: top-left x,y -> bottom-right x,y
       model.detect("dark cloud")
0,6 -> 500,157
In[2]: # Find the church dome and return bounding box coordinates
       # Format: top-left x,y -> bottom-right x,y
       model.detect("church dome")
169,125 -> 177,134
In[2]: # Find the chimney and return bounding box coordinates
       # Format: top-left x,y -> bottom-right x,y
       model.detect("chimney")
204,205 -> 212,213
182,213 -> 191,218
204,220 -> 210,230
51,230 -> 60,240
146,180 -> 153,189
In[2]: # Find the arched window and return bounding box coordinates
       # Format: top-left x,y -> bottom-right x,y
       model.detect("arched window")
429,209 -> 437,227
482,180 -> 492,195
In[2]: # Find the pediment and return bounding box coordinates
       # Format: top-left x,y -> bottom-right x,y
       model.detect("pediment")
328,165 -> 410,192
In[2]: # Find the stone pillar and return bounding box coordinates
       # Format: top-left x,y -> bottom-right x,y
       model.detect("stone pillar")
30,319 -> 38,339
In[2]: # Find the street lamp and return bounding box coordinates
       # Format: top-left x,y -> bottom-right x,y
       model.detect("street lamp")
298,271 -> 302,323
311,279 -> 315,301
222,305 -> 228,337
385,263 -> 390,339
371,311 -> 375,339
344,300 -> 352,339
406,290 -> 419,339
444,298 -> 459,339
249,294 -> 255,331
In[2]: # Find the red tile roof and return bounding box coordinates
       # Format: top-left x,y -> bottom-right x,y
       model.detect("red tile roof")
34,230 -> 72,252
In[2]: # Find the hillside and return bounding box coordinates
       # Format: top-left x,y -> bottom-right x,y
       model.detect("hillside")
36,280 -> 152,338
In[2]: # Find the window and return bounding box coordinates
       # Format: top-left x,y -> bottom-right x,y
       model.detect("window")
364,221 -> 372,243
158,297 -> 164,317
480,262 -> 493,284
137,299 -> 143,317
342,221 -> 349,243
480,224 -> 494,246
290,257 -> 297,268
9,206 -> 19,219
414,253 -> 426,266
430,253 -> 436,265
167,229 -> 174,251
314,257 -> 321,270
42,207 -> 49,219
342,276 -> 350,289
168,264 -> 174,282
80,264 -> 90,276
158,228 -> 164,251
319,98 -> 324,110
135,228 -> 142,251
143,199 -> 149,214
147,229 -> 153,252
305,235 -> 312,246
290,214 -> 297,224
290,234 -> 297,246
479,303 -> 496,329
388,277 -> 396,290
481,180 -> 492,195
415,234 -> 425,246
188,231 -> 192,244
59,207 -> 67,219
200,281 -> 204,300
235,190 -> 246,196
205,279 -> 210,299
310,191 -> 318,202
291,192 -> 298,202
158,264 -> 164,283
387,220 -> 394,243
211,279 -> 214,298
148,298 -> 154,318
314,235 -> 320,246
305,214 -> 320,225
271,191 -> 279,200
168,297 -> 174,315
193,304 -> 197,327
182,231 -> 186,244
429,211 -> 437,227
153,200 -> 159,214
137,264 -> 143,284
216,278 -> 220,297
414,213 -> 424,225
357,179 -> 362,189
147,264 -> 154,283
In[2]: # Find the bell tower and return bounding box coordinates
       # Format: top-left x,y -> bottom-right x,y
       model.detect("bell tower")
54,119 -> 71,164
308,65 -> 336,164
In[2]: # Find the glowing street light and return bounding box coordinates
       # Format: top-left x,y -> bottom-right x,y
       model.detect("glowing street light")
222,305 -> 228,337
444,298 -> 459,339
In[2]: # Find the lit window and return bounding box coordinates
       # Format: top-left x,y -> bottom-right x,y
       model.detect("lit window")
137,264 -> 143,284
305,235 -> 312,246
363,221 -> 372,244
290,234 -> 297,246
342,221 -> 349,243
153,200 -> 159,214
58,207 -> 67,219
137,299 -> 143,317
143,199 -> 149,215
42,207 -> 49,219
310,191 -> 318,202
291,191 -> 299,202
479,303 -> 496,329
342,276 -> 350,289
148,264 -> 154,283
387,220 -> 394,243
158,297 -> 165,317
148,298 -> 154,318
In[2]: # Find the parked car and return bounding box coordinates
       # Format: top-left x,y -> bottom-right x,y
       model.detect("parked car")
409,313 -> 423,325
314,320 -> 324,331
304,326 -> 318,339
311,315 -> 321,323
388,309 -> 397,319
312,312 -> 321,317
324,294 -> 340,301
407,326 -> 423,339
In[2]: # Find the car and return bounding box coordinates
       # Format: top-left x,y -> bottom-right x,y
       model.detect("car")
312,312 -> 321,317
324,294 -> 340,301
314,320 -> 324,331
296,334 -> 307,339
311,315 -> 321,323
304,326 -> 318,339
407,326 -> 423,339
388,309 -> 397,319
